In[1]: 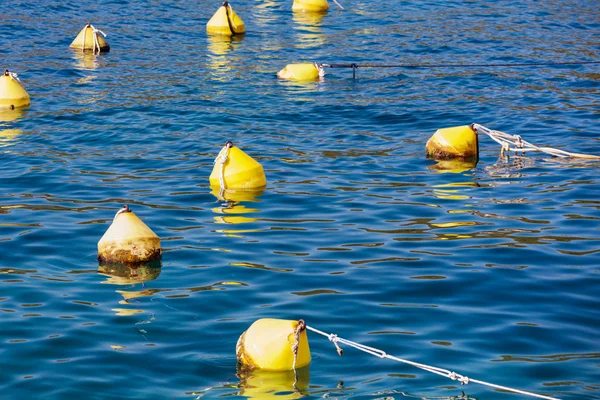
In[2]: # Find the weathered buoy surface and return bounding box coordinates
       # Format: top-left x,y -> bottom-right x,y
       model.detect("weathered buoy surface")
426,125 -> 479,159
277,63 -> 323,81
236,318 -> 311,371
209,142 -> 266,190
293,0 -> 329,12
70,23 -> 110,52
97,205 -> 161,263
0,70 -> 30,110
207,1 -> 245,36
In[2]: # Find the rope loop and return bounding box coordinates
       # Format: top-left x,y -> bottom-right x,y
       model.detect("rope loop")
114,204 -> 131,219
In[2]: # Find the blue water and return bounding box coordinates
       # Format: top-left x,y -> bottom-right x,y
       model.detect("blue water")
1,1 -> 599,399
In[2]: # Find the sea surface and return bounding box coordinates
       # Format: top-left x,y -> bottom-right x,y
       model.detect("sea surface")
1,1 -> 599,399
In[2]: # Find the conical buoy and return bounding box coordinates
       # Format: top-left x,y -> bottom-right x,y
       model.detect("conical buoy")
70,23 -> 110,53
277,63 -> 324,81
237,319 -> 311,371
426,125 -> 479,159
209,141 -> 267,190
0,70 -> 30,110
97,205 -> 161,264
207,1 -> 246,36
293,0 -> 329,12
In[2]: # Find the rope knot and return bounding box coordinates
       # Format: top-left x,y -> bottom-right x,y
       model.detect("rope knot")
460,376 -> 470,385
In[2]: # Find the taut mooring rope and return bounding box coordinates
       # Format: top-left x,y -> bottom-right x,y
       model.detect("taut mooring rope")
320,60 -> 600,69
472,124 -> 600,159
306,325 -> 561,400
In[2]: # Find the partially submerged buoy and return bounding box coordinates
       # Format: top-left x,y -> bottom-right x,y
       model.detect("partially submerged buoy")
207,1 -> 245,36
237,318 -> 311,371
426,125 -> 479,160
277,63 -> 324,81
0,70 -> 30,110
97,205 -> 161,264
293,0 -> 329,12
70,23 -> 110,53
209,141 -> 266,190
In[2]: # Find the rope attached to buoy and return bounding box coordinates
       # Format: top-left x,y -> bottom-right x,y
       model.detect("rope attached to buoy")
213,141 -> 234,197
306,325 -> 561,400
318,60 -> 600,79
472,124 -> 600,159
5,70 -> 21,82
83,23 -> 107,55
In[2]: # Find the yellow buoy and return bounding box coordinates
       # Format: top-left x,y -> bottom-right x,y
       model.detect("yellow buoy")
0,70 -> 30,110
209,141 -> 266,190
236,318 -> 311,371
277,63 -> 324,81
97,205 -> 161,264
69,23 -> 110,53
207,1 -> 246,36
426,125 -> 479,159
293,0 -> 329,12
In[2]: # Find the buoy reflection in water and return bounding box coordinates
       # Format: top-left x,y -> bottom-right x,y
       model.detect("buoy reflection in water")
98,260 -> 162,285
293,10 -> 326,48
0,129 -> 24,148
237,366 -> 310,399
428,158 -> 478,174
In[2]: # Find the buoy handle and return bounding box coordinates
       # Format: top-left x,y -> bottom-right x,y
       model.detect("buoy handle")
114,204 -> 132,219
4,70 -> 8,76
225,141 -> 234,148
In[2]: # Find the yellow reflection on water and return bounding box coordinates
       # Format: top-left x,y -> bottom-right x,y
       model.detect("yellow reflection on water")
237,366 -> 310,399
98,260 -> 162,315
293,11 -> 326,48
428,158 -> 478,173
211,187 -> 263,232
71,50 -> 100,71
0,129 -> 24,148
206,35 -> 244,82
0,107 -> 25,123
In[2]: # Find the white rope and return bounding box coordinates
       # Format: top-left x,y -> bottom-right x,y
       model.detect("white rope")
306,325 -> 561,400
314,63 -> 325,77
114,204 -> 130,219
7,71 -> 21,82
332,0 -> 345,9
90,24 -> 106,55
472,124 -> 600,160
213,143 -> 232,195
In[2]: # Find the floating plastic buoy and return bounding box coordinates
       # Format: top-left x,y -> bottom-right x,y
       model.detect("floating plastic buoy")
426,125 -> 479,160
209,141 -> 266,190
70,23 -> 110,53
207,1 -> 245,36
293,0 -> 329,12
237,318 -> 311,371
97,205 -> 161,264
0,70 -> 30,110
277,63 -> 324,81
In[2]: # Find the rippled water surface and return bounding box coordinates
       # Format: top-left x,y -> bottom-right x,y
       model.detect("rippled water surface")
1,1 -> 599,399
